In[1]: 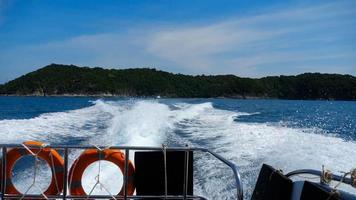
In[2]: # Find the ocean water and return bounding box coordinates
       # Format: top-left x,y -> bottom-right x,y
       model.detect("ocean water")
0,97 -> 355,199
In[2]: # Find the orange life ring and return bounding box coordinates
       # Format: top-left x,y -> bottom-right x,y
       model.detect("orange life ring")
0,141 -> 64,196
68,149 -> 135,196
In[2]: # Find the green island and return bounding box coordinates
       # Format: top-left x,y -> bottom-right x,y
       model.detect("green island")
0,64 -> 355,100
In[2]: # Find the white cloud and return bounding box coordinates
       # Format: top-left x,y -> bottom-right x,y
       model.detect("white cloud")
0,32 -> 165,81
145,1 -> 356,76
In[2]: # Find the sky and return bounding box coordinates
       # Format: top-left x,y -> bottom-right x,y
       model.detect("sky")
0,0 -> 355,83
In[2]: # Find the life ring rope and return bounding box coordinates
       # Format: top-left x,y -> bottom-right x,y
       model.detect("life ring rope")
86,145 -> 124,199
49,149 -> 61,196
68,147 -> 135,197
20,142 -> 48,200
0,141 -> 65,200
0,141 -> 136,199
67,147 -> 106,196
21,141 -> 61,197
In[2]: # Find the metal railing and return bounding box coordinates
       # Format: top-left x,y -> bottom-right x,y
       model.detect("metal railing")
0,144 -> 243,200
286,169 -> 354,186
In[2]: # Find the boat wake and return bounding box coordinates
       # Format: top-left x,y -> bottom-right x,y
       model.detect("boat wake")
0,99 -> 355,199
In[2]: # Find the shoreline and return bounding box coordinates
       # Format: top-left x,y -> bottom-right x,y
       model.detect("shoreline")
0,94 -> 353,101
0,93 -> 266,98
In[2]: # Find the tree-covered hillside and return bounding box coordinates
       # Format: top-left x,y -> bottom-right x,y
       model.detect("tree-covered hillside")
0,64 -> 355,100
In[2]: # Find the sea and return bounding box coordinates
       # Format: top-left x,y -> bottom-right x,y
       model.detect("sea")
0,97 -> 355,199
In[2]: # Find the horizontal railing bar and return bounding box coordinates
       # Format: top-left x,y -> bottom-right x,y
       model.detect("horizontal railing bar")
2,194 -> 207,199
286,169 -> 353,185
0,144 -> 243,200
0,144 -> 207,151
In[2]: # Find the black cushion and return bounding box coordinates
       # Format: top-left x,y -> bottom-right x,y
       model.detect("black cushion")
251,164 -> 293,200
134,151 -> 193,198
300,181 -> 340,200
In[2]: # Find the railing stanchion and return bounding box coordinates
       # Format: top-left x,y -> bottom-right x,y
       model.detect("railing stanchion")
124,149 -> 129,200
63,148 -> 69,200
1,147 -> 7,200
183,149 -> 189,200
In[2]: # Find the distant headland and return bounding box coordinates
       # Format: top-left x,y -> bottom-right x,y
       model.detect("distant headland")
0,64 -> 355,100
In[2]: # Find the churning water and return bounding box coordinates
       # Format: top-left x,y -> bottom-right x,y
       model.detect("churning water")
0,97 -> 355,199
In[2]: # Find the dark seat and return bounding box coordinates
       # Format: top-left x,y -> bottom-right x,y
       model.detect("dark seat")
300,181 -> 341,200
134,151 -> 193,199
251,164 -> 293,200
252,164 -> 355,200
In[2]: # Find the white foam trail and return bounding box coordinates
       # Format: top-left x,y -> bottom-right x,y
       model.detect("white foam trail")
82,100 -> 174,195
0,100 -> 355,199
0,101 -> 113,144
0,100 -> 175,196
169,103 -> 356,199
99,100 -> 173,146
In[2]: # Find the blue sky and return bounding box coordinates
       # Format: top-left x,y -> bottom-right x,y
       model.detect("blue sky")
0,0 -> 355,83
